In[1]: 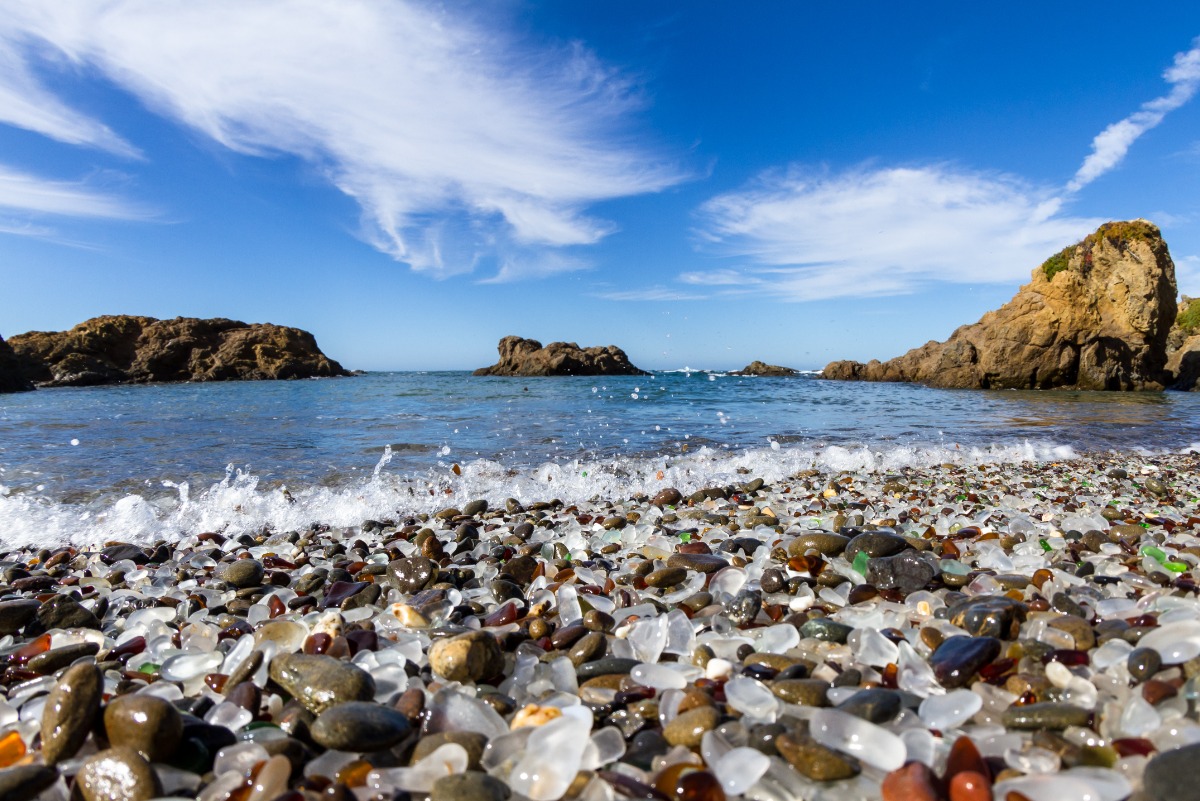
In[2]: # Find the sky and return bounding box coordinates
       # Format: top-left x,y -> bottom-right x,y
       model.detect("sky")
1,2 -> 1199,372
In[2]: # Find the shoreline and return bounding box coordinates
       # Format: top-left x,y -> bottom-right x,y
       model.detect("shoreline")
0,453 -> 1196,799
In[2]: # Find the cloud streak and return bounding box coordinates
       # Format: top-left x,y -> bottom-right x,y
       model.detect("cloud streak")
1068,37 -> 1200,192
0,164 -> 149,220
685,165 -> 1101,301
0,1 -> 685,274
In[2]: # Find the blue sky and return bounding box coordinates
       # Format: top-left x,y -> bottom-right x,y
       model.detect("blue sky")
1,2 -> 1199,371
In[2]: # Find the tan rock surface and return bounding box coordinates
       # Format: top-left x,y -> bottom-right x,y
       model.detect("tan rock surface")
9,315 -> 348,387
473,335 -> 648,376
731,360 -> 798,376
824,220 -> 1177,390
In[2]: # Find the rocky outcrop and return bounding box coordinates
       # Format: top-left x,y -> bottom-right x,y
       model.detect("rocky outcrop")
8,316 -> 349,387
823,220 -> 1177,390
0,335 -> 34,393
473,336 -> 648,377
731,361 -> 798,377
1168,296 -> 1200,390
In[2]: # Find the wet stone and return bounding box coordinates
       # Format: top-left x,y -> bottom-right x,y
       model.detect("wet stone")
0,600 -> 40,635
502,555 -> 537,585
1142,742 -> 1200,801
41,662 -> 103,765
387,556 -> 438,594
75,747 -> 162,801
568,631 -> 606,667
432,773 -> 512,801
461,499 -> 488,517
577,657 -> 640,679
0,765 -> 57,801
800,618 -> 854,644
268,653 -> 376,714
663,705 -> 720,748
1128,647 -> 1162,682
666,552 -> 729,573
27,642 -> 99,675
100,543 -> 148,565
836,687 -> 903,724
1144,477 -> 1168,496
411,731 -> 490,770
311,701 -> 411,752
930,636 -> 1001,689
36,595 -> 100,631
776,731 -> 860,781
428,630 -> 505,683
844,531 -> 908,561
1002,702 -> 1092,730
788,532 -> 850,557
948,596 -> 1026,639
866,550 -> 937,593
217,558 -> 265,588
770,678 -> 830,707
645,567 -> 688,588
103,693 -> 183,762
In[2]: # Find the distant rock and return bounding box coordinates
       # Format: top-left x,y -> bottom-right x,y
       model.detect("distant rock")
9,316 -> 349,387
731,360 -> 798,377
473,336 -> 648,377
1167,296 -> 1200,391
0,335 -> 34,393
824,220 -> 1177,390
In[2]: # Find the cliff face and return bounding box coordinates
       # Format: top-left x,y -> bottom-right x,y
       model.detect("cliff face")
824,220 -> 1178,390
0,335 -> 34,393
8,316 -> 349,387
473,336 -> 648,377
1168,296 -> 1200,391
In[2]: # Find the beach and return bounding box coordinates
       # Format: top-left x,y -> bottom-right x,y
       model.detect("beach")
0,445 -> 1197,801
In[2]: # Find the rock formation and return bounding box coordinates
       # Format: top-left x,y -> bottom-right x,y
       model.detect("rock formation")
473,336 -> 648,377
8,316 -> 349,387
1168,296 -> 1200,391
731,361 -> 798,377
823,220 -> 1177,390
0,335 -> 34,393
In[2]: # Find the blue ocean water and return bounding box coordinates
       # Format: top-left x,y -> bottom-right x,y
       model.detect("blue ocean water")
1,372 -> 1198,547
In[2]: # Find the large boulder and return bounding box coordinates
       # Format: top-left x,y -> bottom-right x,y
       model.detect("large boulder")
823,220 -> 1177,390
473,336 -> 648,377
731,360 -> 798,377
0,335 -> 34,393
9,316 -> 349,387
1167,296 -> 1200,390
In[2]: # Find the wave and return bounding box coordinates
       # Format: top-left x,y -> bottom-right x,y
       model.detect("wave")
0,440 -> 1086,550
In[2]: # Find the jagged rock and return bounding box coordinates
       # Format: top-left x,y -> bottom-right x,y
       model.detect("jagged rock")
0,335 -> 33,393
473,336 -> 648,377
823,220 -> 1177,390
731,360 -> 798,377
8,316 -> 349,387
1167,296 -> 1200,390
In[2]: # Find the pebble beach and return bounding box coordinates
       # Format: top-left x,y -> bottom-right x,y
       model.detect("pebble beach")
0,452 -> 1198,801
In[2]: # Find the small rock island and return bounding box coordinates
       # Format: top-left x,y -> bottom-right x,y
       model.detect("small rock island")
5,315 -> 349,389
473,335 -> 648,376
731,361 -> 798,377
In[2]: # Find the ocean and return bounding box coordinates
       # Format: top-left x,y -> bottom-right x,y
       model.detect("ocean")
2,371 -> 1198,549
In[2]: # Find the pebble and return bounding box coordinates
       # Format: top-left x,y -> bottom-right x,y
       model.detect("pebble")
930,636 -> 1001,688
217,558 -> 265,588
665,552 -> 729,573
1002,702 -> 1092,730
40,662 -> 102,765
75,747 -> 162,801
268,653 -> 376,714
787,532 -> 849,557
428,630 -> 505,683
1128,647 -> 1162,682
311,701 -> 411,752
663,705 -> 720,748
866,550 -> 937,593
0,766 -> 59,801
1142,742 -> 1200,801
836,687 -> 903,723
103,694 -> 183,762
431,772 -> 512,801
387,555 -> 439,593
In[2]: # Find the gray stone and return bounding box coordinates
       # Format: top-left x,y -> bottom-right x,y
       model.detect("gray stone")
0,766 -> 58,801
431,773 -> 511,801
269,653 -> 375,714
866,550 -> 937,593
311,701 -> 411,752
1143,742 -> 1200,801
217,559 -> 265,589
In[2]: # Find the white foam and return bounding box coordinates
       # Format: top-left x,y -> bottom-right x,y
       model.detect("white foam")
0,440 -> 1082,550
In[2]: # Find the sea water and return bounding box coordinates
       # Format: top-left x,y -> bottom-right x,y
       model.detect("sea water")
1,371 -> 1198,548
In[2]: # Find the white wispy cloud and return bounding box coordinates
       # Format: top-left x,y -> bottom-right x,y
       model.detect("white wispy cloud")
1068,37 -> 1200,192
0,45 -> 138,157
686,165 -> 1100,301
0,164 -> 149,220
0,1 -> 685,275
